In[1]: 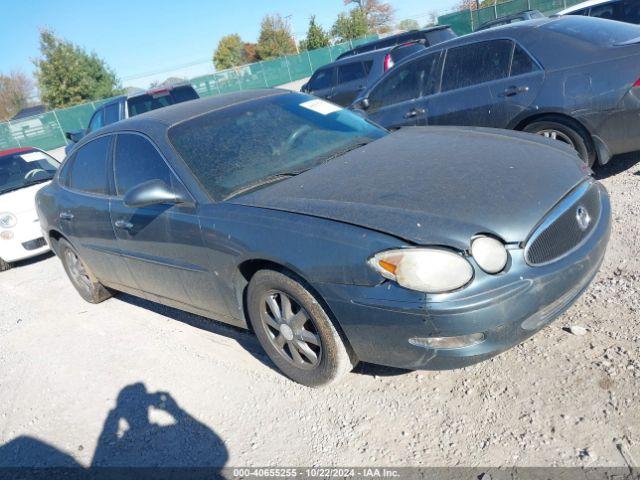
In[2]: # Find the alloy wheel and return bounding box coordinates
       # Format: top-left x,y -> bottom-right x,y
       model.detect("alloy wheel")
260,290 -> 322,370
537,129 -> 574,147
65,249 -> 93,296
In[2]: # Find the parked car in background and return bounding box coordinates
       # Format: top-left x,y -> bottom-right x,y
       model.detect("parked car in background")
64,84 -> 199,154
1,147 -> 59,271
352,15 -> 640,166
301,43 -> 426,106
37,90 -> 610,386
336,25 -> 457,60
477,9 -> 545,30
558,0 -> 640,24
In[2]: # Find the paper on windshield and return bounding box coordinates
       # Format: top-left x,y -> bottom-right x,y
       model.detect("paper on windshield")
20,152 -> 47,162
300,99 -> 342,115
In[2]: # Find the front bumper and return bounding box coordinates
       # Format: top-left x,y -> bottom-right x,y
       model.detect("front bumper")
316,186 -> 611,370
0,213 -> 50,263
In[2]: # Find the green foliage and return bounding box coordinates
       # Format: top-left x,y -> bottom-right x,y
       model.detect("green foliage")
255,14 -> 297,60
302,15 -> 331,51
213,34 -> 246,70
398,19 -> 419,31
331,9 -> 370,43
33,29 -> 122,109
0,71 -> 32,121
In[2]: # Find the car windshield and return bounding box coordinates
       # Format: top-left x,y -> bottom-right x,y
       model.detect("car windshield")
168,93 -> 387,201
0,149 -> 59,195
127,86 -> 199,116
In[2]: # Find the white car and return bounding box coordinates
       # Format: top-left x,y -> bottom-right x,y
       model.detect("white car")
0,147 -> 60,271
558,0 -> 640,24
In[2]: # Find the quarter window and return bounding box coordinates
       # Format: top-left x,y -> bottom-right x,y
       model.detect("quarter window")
113,134 -> 173,196
442,40 -> 512,92
67,136 -> 111,195
510,45 -> 539,76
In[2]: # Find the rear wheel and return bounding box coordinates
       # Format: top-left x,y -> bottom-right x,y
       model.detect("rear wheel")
0,258 -> 13,272
58,238 -> 111,304
523,117 -> 596,167
247,269 -> 357,387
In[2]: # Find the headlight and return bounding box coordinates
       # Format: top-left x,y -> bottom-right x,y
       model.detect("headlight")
471,236 -> 508,274
369,248 -> 474,293
0,212 -> 17,229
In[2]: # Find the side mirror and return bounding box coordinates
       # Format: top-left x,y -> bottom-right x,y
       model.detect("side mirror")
123,179 -> 185,208
65,130 -> 85,143
300,82 -> 308,92
360,98 -> 370,110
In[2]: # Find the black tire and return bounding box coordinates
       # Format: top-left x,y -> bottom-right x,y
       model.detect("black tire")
58,238 -> 111,304
247,269 -> 357,387
523,117 -> 596,167
0,258 -> 12,272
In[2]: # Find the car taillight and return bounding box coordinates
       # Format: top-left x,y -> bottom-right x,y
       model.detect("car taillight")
384,53 -> 395,71
633,77 -> 640,88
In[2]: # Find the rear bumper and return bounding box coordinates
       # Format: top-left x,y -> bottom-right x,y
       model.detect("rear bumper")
316,188 -> 611,370
0,218 -> 50,263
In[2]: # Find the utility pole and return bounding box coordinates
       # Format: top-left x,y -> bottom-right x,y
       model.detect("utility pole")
285,15 -> 300,54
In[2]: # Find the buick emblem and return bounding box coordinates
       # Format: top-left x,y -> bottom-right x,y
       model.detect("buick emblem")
576,205 -> 591,231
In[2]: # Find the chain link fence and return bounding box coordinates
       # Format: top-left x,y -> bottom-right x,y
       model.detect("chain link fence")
0,35 -> 378,153
439,0 -> 583,34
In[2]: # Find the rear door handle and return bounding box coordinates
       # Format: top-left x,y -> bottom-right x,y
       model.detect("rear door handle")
114,220 -> 133,230
501,85 -> 530,97
403,108 -> 426,119
59,212 -> 74,221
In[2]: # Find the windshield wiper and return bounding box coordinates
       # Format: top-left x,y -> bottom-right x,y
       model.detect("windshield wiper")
314,140 -> 372,165
224,171 -> 304,200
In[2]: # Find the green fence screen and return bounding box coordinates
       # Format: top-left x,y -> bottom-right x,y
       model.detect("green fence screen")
441,0 -> 584,34
0,34 -> 378,153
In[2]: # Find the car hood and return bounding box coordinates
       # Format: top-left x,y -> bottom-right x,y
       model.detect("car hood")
0,182 -> 49,216
230,127 -> 588,249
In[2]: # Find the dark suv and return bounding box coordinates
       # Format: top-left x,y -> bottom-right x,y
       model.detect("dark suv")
301,43 -> 426,106
64,84 -> 199,154
336,26 -> 456,60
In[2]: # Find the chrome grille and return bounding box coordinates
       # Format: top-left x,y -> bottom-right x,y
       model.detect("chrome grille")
525,182 -> 601,266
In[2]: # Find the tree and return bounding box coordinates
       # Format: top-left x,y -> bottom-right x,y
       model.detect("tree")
243,43 -> 258,63
33,29 -> 122,109
457,0 -> 508,10
397,19 -> 419,31
344,0 -> 395,33
255,14 -> 297,61
0,71 -> 33,121
425,11 -> 439,27
301,15 -> 331,51
331,9 -> 370,43
213,34 -> 246,70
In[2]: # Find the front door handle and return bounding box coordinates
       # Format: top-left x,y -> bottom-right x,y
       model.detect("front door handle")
114,219 -> 133,230
501,85 -> 530,97
59,212 -> 74,221
403,108 -> 426,119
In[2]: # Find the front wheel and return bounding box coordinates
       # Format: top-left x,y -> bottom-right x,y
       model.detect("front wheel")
523,118 -> 596,167
58,238 -> 112,304
247,270 -> 357,387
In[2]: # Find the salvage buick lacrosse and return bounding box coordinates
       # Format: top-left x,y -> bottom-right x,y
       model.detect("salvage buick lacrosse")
36,90 -> 610,386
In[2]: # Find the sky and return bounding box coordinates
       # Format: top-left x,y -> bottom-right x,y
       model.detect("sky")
0,0 -> 459,90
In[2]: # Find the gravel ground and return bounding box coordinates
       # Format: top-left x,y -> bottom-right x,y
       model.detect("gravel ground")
0,153 -> 638,469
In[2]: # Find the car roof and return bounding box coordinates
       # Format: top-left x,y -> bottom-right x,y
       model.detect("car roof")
558,0 -> 614,14
81,89 -> 288,141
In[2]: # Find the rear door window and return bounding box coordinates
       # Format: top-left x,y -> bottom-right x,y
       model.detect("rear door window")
337,62 -> 367,84
68,136 -> 111,195
441,40 -> 512,92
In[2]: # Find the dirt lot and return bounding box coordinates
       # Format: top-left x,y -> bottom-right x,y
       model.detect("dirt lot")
0,153 -> 638,469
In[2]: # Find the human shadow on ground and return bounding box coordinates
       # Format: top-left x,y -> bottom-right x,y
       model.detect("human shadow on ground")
0,382 -> 228,477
